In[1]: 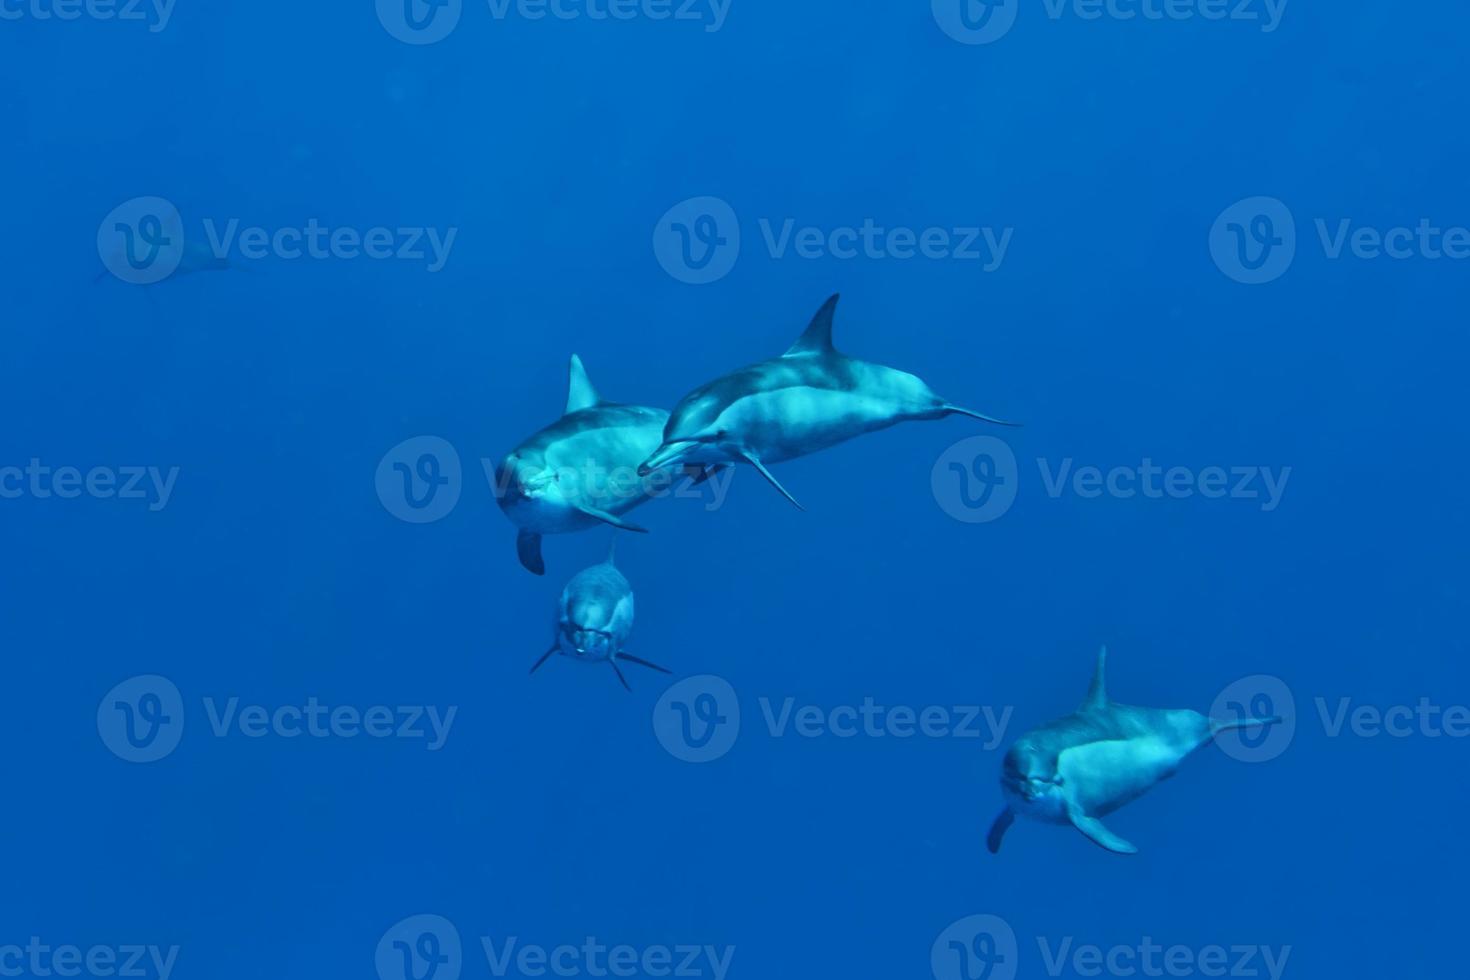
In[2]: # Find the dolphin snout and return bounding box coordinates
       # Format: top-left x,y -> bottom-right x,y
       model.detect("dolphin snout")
638,441 -> 697,477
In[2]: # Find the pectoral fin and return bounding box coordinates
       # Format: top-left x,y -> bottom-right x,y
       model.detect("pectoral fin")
682,463 -> 729,487
529,644 -> 557,675
738,451 -> 804,510
573,504 -> 649,533
517,530 -> 545,575
1068,805 -> 1138,855
986,807 -> 1015,854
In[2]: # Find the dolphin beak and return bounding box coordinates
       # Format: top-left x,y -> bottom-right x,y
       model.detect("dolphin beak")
638,440 -> 698,477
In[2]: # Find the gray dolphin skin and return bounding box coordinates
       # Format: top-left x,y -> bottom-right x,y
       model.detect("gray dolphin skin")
635,294 -> 1016,508
528,541 -> 671,691
496,355 -> 679,575
988,647 -> 1280,856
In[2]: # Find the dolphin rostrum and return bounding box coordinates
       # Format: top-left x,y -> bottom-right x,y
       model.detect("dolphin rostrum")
987,647 -> 1280,856
496,355 -> 687,575
529,539 -> 671,691
636,294 -> 1016,508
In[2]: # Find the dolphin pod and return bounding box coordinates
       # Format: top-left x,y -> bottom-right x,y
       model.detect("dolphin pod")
987,647 -> 1281,855
502,296 -> 1279,858
529,539 -> 671,691
637,293 -> 1016,509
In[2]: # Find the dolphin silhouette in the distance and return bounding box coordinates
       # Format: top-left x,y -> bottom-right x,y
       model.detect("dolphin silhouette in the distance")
496,355 -> 687,576
529,540 -> 670,691
636,294 -> 1016,508
987,647 -> 1280,856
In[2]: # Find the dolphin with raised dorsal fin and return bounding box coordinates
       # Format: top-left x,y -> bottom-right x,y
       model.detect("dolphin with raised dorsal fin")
528,537 -> 671,691
987,647 -> 1281,856
495,355 -> 685,576
636,294 -> 1016,509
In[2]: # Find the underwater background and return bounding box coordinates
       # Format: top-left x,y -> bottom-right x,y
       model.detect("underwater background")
3,1 -> 1469,978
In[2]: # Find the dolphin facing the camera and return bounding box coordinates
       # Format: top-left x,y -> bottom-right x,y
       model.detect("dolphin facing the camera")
495,355 -> 681,575
636,294 -> 1016,508
987,647 -> 1281,856
529,539 -> 671,691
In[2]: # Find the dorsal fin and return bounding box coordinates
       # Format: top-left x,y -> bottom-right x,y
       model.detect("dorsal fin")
783,294 -> 840,356
1081,646 -> 1108,710
565,354 -> 601,414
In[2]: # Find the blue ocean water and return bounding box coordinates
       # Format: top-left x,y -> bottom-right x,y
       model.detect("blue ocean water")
3,2 -> 1468,979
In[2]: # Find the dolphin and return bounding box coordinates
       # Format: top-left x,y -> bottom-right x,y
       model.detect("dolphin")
987,647 -> 1280,856
528,539 -> 671,691
496,355 -> 685,575
635,294 -> 1016,509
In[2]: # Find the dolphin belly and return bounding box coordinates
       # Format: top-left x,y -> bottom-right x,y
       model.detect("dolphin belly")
728,386 -> 913,463
1057,736 -> 1187,817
